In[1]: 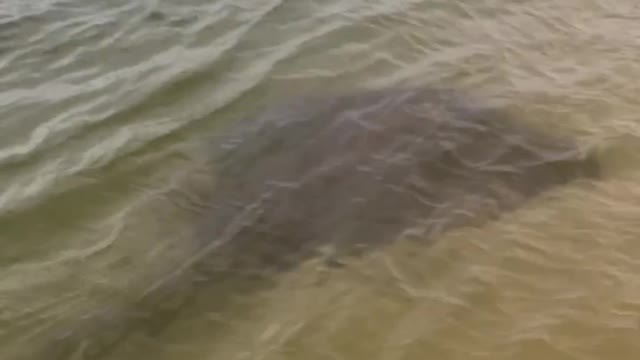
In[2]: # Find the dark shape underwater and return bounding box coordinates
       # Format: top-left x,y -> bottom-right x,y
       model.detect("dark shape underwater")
191,86 -> 599,274
43,86 -> 600,360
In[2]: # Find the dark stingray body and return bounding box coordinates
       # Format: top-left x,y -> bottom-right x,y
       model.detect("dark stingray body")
192,86 -> 599,275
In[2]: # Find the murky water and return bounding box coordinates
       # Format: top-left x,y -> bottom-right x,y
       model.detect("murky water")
2,0 -> 640,359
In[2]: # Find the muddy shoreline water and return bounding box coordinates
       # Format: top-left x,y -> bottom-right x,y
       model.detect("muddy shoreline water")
4,1 -> 640,359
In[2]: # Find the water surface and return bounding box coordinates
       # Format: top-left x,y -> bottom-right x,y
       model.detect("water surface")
2,0 -> 640,359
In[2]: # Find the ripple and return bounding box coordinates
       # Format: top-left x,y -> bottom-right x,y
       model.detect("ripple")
0,0 -> 287,172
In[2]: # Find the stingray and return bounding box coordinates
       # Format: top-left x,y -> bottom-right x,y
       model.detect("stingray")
39,86 -> 600,360
187,86 -> 599,276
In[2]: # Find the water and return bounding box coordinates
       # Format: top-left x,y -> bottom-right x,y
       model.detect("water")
1,0 -> 640,359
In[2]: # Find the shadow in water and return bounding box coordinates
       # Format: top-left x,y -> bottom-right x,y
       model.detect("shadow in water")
36,85 -> 601,360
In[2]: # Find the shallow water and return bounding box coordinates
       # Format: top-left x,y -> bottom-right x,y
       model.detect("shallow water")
2,0 -> 640,359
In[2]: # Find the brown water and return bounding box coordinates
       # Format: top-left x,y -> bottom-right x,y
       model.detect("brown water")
2,0 -> 640,359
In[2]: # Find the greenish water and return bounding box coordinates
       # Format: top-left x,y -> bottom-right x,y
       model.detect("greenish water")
2,0 -> 640,359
